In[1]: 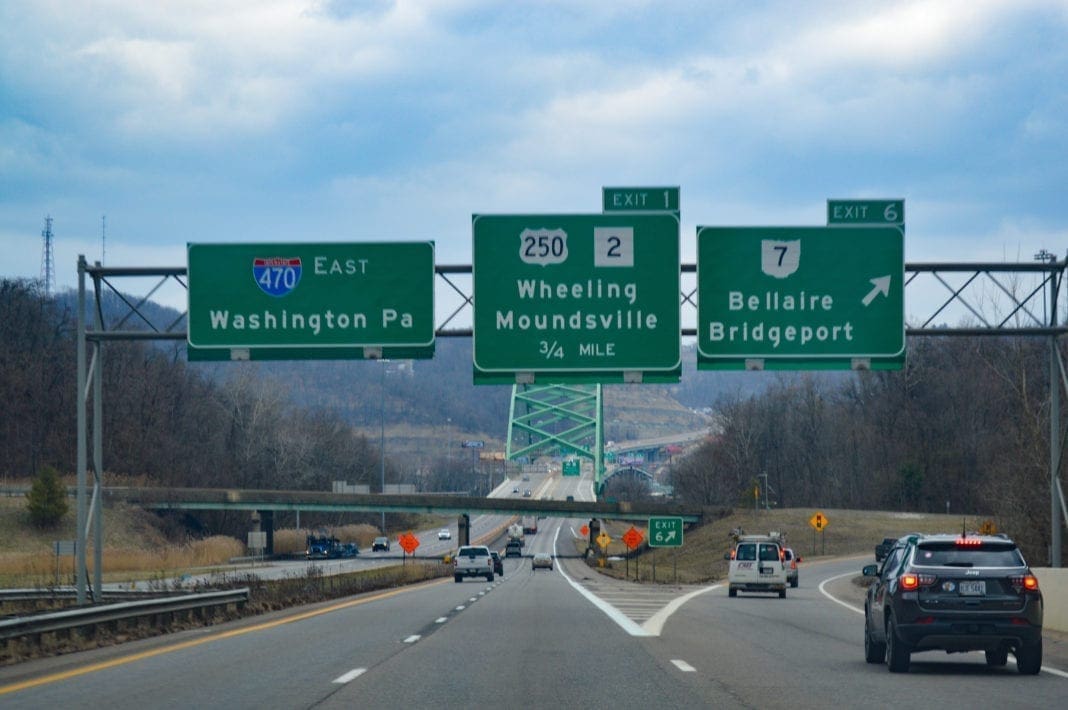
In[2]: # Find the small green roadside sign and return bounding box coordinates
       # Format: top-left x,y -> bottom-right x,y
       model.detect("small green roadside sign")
648,516 -> 684,547
697,226 -> 904,370
603,186 -> 680,214
562,459 -> 580,476
472,213 -> 680,384
187,242 -> 434,360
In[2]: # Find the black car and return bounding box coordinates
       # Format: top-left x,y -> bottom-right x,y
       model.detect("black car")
862,533 -> 1043,674
490,550 -> 504,576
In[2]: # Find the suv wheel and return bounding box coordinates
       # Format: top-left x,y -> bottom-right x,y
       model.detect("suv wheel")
454,574 -> 462,583
864,621 -> 886,664
778,589 -> 786,599
728,586 -> 737,598
886,617 -> 911,673
985,646 -> 1008,667
1015,639 -> 1042,675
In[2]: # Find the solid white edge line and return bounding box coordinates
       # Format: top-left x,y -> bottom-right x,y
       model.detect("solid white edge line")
671,659 -> 697,672
818,570 -> 1068,678
332,668 -> 366,684
553,526 -> 652,637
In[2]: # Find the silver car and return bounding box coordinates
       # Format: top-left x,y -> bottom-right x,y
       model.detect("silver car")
532,552 -> 553,571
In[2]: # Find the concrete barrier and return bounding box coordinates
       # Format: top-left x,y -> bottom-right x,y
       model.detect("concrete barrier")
1035,568 -> 1068,633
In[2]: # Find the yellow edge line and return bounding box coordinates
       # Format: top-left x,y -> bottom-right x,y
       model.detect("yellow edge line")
0,577 -> 448,697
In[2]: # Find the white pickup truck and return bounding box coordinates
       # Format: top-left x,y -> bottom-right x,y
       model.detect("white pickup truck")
727,534 -> 788,598
453,545 -> 495,583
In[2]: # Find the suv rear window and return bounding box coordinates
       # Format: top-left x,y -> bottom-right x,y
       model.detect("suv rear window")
458,547 -> 488,557
912,542 -> 1024,567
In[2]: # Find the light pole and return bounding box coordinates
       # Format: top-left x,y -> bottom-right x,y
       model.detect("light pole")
380,359 -> 387,533
758,473 -> 770,511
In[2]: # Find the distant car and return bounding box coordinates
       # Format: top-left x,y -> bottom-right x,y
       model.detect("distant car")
490,550 -> 504,576
862,532 -> 1043,673
505,540 -> 522,557
783,547 -> 800,588
523,489 -> 532,497
565,495 -> 574,502
512,486 -> 520,494
532,552 -> 553,570
522,475 -> 530,482
438,528 -> 452,540
336,542 -> 359,558
372,536 -> 390,552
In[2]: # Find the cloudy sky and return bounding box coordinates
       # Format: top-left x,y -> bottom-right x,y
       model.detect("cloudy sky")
2,0 -> 1067,318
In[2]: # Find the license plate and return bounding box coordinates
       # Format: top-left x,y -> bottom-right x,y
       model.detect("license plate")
959,580 -> 985,596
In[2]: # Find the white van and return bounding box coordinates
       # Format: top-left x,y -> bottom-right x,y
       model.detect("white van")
727,534 -> 788,598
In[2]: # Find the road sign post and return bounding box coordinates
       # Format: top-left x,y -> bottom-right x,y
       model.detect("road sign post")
697,226 -> 904,370
809,511 -> 829,556
187,242 -> 435,361
472,213 -> 680,384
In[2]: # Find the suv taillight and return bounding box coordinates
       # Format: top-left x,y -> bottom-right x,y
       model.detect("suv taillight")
1010,575 -> 1039,592
899,573 -> 936,590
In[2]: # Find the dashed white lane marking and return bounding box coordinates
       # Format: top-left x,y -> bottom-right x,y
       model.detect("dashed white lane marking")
455,605 -> 465,611
403,635 -> 421,644
333,668 -> 366,684
435,617 -> 448,624
671,660 -> 696,672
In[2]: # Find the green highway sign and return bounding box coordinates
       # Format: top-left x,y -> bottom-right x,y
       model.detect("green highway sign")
472,213 -> 680,384
187,242 -> 435,359
562,459 -> 580,476
603,186 -> 680,213
697,226 -> 904,369
827,199 -> 904,226
648,516 -> 684,547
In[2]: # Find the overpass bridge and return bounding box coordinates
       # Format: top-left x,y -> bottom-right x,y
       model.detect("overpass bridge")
104,486 -> 709,554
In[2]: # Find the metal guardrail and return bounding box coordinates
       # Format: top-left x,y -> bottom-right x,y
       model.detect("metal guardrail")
0,588 -> 249,642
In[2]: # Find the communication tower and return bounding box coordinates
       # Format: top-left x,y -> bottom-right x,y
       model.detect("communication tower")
40,216 -> 55,294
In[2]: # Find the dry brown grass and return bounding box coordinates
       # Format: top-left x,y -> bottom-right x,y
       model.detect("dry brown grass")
272,524 -> 381,554
0,536 -> 244,587
582,506 -> 1002,585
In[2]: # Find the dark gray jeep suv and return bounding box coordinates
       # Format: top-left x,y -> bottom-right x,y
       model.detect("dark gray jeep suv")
862,533 -> 1043,674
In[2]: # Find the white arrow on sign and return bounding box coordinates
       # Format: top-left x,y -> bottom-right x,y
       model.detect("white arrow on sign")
862,275 -> 892,307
